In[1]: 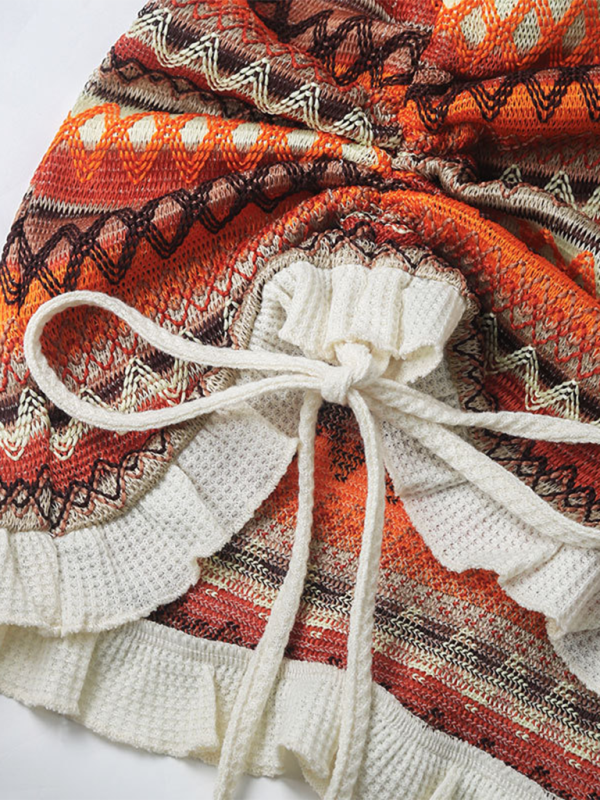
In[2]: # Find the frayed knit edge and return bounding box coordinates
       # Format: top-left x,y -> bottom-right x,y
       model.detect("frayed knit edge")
0,619 -> 556,800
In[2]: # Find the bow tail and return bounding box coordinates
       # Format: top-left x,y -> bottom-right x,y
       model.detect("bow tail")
378,401 -> 600,549
214,390 -> 322,800
324,391 -> 386,800
215,389 -> 387,800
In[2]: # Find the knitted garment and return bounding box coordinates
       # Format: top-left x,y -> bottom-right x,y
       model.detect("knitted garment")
3,1 -> 600,798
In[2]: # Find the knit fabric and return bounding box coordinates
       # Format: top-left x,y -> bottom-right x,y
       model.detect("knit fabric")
2,1 -> 600,798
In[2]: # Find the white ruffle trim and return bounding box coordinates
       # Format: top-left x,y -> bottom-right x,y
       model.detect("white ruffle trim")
383,419 -> 600,693
0,406 -> 297,636
265,259 -> 466,384
0,619 -> 553,800
247,256 -> 600,695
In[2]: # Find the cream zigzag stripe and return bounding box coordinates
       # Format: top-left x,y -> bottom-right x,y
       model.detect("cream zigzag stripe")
9,312 -> 593,459
1,356 -> 199,462
480,313 -> 593,421
63,111 -> 381,180
500,166 -> 600,295
501,163 -> 600,220
583,186 -> 600,219
127,7 -> 376,145
544,171 -> 600,222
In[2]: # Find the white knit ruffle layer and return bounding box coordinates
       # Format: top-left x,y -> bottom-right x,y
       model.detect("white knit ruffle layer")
384,423 -> 600,696
0,405 -> 296,635
251,258 -> 600,697
0,620 -> 554,800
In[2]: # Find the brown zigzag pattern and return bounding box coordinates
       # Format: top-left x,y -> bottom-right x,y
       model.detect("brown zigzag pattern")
0,160 -> 408,307
407,66 -> 600,130
2,430 -> 170,533
249,0 -> 432,88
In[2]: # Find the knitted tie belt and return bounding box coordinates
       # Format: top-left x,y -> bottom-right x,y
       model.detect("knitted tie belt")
24,290 -> 600,800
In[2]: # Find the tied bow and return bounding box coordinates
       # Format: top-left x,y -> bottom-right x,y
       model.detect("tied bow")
24,288 -> 600,800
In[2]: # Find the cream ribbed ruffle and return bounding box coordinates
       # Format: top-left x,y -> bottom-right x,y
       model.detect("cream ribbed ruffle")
268,259 -> 466,384
0,620 -> 554,800
383,401 -> 600,694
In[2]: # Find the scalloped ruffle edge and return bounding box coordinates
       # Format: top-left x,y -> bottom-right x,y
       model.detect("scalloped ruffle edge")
0,407 -> 297,636
0,619 -> 553,800
382,421 -> 600,695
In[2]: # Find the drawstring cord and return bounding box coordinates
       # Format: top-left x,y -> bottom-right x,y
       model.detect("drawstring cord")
23,290 -> 600,800
214,389 -> 321,800
325,389 -> 385,800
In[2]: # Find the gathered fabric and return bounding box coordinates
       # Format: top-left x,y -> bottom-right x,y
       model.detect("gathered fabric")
23,276 -> 600,800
